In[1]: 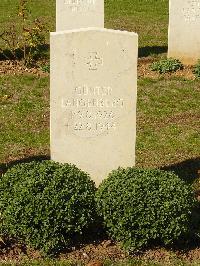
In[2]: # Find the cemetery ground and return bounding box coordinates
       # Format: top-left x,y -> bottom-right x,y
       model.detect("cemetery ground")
0,0 -> 200,265
0,60 -> 200,266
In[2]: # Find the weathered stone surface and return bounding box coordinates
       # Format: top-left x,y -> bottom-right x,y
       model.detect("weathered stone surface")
56,0 -> 104,31
50,28 -> 138,185
168,0 -> 200,64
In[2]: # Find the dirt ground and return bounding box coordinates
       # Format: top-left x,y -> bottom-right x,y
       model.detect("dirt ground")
1,237 -> 200,265
0,58 -> 196,80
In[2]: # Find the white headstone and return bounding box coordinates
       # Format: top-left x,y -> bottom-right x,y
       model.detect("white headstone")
168,0 -> 200,64
56,0 -> 104,31
50,28 -> 138,186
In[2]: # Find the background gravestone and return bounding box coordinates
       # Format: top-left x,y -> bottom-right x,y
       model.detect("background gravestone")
168,0 -> 200,64
56,0 -> 104,31
50,28 -> 138,185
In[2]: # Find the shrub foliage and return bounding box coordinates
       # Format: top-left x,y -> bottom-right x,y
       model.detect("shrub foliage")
193,60 -> 200,79
150,58 -> 183,74
0,160 -> 97,255
96,167 -> 195,251
0,0 -> 48,66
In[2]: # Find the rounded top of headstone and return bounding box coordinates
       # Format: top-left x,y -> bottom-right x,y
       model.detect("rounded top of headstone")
51,27 -> 138,38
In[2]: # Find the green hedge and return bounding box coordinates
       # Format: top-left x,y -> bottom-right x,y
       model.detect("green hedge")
96,167 -> 196,251
0,160 -> 97,255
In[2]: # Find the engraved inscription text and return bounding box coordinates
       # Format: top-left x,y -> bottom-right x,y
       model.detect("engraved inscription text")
61,85 -> 124,136
64,0 -> 96,12
182,0 -> 200,22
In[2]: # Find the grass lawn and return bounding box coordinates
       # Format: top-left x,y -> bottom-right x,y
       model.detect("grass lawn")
0,75 -> 49,164
0,0 -> 55,30
1,0 -> 196,173
137,77 -> 200,168
0,75 -> 199,177
0,0 -> 200,265
0,0 -> 168,53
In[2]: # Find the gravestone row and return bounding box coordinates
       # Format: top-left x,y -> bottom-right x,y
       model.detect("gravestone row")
56,0 -> 200,65
51,0 -> 200,185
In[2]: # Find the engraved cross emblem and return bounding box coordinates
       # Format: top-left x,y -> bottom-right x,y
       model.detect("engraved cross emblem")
86,52 -> 103,70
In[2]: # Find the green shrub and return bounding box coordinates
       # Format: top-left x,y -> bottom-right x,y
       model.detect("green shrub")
41,63 -> 50,73
0,0 -> 48,66
96,167 -> 196,252
150,58 -> 183,74
193,60 -> 200,79
0,160 -> 97,255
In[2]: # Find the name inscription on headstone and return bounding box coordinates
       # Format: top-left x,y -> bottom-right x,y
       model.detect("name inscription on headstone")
182,0 -> 200,21
61,85 -> 124,137
64,0 -> 96,12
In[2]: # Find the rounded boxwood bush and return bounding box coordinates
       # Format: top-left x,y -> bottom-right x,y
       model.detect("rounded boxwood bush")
96,167 -> 196,251
0,160 -> 97,255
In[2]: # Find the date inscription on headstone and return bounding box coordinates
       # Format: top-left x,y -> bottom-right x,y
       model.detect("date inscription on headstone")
61,85 -> 124,137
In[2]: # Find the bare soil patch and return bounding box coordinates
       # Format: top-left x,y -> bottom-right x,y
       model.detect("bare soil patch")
1,237 -> 200,265
0,58 -> 196,80
0,60 -> 48,77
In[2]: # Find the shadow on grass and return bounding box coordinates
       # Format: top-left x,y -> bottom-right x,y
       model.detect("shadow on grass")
1,156 -> 199,185
0,45 -> 167,61
139,45 -> 168,57
0,155 -> 50,175
0,44 -> 49,61
160,157 -> 200,185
